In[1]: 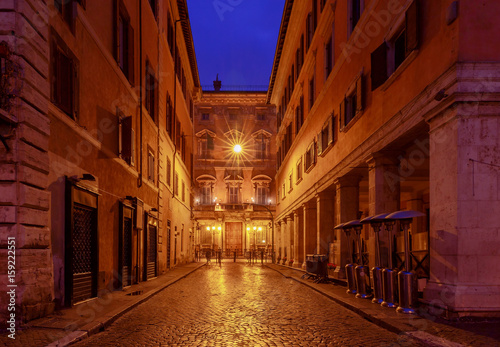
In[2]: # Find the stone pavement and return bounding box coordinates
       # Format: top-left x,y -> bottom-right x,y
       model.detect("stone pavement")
0,262 -> 205,347
267,263 -> 500,347
74,261 -> 420,347
0,260 -> 498,346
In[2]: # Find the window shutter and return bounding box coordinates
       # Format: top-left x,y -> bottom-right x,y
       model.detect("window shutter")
328,116 -> 333,145
405,0 -> 419,54
113,0 -> 119,60
317,132 -> 323,156
356,74 -> 363,113
128,24 -> 134,84
370,42 -> 387,90
207,133 -> 214,150
121,116 -> 133,164
339,98 -> 346,130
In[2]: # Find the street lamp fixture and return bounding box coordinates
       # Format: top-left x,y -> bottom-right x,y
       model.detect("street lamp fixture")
233,144 -> 242,153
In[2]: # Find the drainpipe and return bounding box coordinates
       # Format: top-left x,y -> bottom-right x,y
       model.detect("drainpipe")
138,0 -> 143,188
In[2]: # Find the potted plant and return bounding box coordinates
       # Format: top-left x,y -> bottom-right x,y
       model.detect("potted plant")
282,256 -> 287,265
288,259 -> 294,266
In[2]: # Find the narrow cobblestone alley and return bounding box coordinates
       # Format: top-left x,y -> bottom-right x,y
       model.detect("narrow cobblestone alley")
74,263 -> 422,346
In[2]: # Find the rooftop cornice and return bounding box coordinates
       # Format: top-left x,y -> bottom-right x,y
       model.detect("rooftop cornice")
266,0 -> 294,104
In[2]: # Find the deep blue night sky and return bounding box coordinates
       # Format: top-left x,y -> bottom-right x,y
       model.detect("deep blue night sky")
186,0 -> 285,88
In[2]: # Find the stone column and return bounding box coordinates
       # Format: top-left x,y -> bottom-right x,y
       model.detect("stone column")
366,153 -> 401,268
286,214 -> 293,262
316,192 -> 335,255
280,219 -> 286,259
423,96 -> 500,316
302,201 -> 317,269
0,0 -> 54,323
293,210 -> 300,267
334,176 -> 361,278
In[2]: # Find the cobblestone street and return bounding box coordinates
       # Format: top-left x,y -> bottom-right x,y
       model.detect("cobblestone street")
74,263 -> 421,346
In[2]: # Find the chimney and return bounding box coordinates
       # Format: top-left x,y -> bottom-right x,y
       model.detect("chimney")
213,74 -> 221,91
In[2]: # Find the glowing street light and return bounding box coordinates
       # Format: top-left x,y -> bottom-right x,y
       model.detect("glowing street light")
233,144 -> 242,153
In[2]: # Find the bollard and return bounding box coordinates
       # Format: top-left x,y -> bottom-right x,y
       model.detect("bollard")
386,210 -> 424,314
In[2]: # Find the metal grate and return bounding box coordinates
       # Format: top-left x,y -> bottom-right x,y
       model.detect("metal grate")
122,217 -> 132,286
72,204 -> 97,303
146,224 -> 157,279
73,205 -> 95,274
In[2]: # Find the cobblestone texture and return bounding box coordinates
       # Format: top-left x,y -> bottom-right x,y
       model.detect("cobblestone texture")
75,263 -> 422,347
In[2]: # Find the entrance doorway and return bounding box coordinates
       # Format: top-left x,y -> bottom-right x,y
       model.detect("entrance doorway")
225,222 -> 242,253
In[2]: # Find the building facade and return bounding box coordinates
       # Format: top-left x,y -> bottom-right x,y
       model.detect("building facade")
269,0 -> 500,317
0,0 -> 199,324
193,87 -> 276,257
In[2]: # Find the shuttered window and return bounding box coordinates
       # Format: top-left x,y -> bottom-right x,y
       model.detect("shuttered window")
370,0 -> 419,90
115,1 -> 134,84
52,43 -> 76,119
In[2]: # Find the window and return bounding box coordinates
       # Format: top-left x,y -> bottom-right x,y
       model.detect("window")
182,180 -> 185,202
257,114 -> 266,121
54,0 -> 75,30
166,157 -> 171,186
305,140 -> 316,172
201,186 -> 212,204
317,114 -> 335,156
148,150 -> 154,182
325,30 -> 334,79
277,187 -> 281,203
295,96 -> 304,135
340,73 -> 363,130
174,172 -> 179,196
370,1 -> 419,90
288,171 -> 293,192
198,132 -> 214,159
349,0 -> 363,36
296,158 -> 303,183
306,12 -> 313,50
148,0 -> 157,18
228,186 -> 239,203
118,113 -> 134,166
167,12 -> 174,56
145,62 -> 156,121
256,187 -> 268,205
52,41 -> 77,118
295,49 -> 301,80
116,2 -> 134,84
229,113 -> 237,121
309,76 -> 315,110
282,183 -> 286,199
201,113 -> 210,121
166,93 -> 172,137
254,132 -> 269,160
